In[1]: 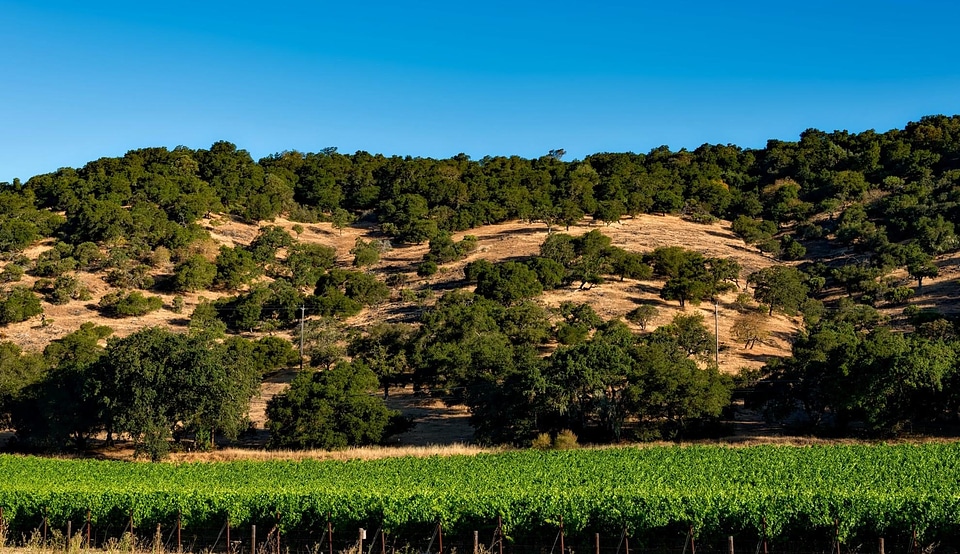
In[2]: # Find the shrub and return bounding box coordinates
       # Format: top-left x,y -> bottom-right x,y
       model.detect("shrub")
553,429 -> 579,450
99,291 -> 163,317
417,261 -> 438,277
48,274 -> 92,305
0,286 -> 43,323
0,264 -> 24,283
531,433 -> 552,450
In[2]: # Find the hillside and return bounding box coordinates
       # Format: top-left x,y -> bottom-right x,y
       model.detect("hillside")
1,213 -> 797,446
4,210 -> 960,450
4,118 -> 960,453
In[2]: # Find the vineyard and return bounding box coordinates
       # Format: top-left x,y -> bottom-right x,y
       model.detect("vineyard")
2,444 -> 960,551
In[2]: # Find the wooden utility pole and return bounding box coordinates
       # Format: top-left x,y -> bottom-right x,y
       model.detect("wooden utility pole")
300,305 -> 306,370
714,300 -> 720,367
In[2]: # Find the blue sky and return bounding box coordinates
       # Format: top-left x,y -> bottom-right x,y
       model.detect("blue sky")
2,1 -> 959,182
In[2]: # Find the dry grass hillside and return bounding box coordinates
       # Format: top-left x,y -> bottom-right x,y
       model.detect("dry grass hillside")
5,213 -> 957,450
2,214 -> 795,367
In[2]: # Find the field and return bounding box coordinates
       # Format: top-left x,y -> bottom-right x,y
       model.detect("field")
3,444 -> 960,549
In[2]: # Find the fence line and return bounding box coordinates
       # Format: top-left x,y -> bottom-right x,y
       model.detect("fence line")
0,510 -> 955,554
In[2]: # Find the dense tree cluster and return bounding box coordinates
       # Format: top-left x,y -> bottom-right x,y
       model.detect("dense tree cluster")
0,325 -> 296,459
751,306 -> 960,436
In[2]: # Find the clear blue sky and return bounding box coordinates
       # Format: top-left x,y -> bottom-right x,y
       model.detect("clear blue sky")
3,1 -> 959,182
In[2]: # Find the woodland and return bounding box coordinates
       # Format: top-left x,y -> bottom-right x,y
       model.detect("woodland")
2,115 -> 960,459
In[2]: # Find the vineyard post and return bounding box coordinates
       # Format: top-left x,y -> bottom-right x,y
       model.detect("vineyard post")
67,521 -> 72,543
625,534 -> 629,554
834,519 -> 840,554
129,510 -> 134,536
728,536 -> 734,554
155,523 -> 161,554
438,523 -> 443,554
275,512 -> 281,554
473,530 -> 478,554
879,537 -> 884,554
251,525 -> 256,554
761,518 -> 768,554
43,507 -> 48,544
688,525 -> 696,554
359,527 -> 364,554
498,516 -> 504,554
595,532 -> 600,554
86,509 -> 91,549
177,511 -> 182,553
382,528 -> 386,554
226,517 -> 231,554
559,516 -> 565,554
328,516 -> 333,554
1,506 -> 3,531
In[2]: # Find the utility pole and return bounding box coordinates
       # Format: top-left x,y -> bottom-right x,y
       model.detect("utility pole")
300,305 -> 305,371
714,299 -> 720,367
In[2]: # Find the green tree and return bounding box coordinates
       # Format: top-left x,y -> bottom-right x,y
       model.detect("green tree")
214,245 -> 261,290
266,361 -> 399,449
351,238 -> 381,267
89,328 -> 259,459
348,323 -> 416,398
650,312 -> 716,359
330,207 -> 355,236
748,267 -> 810,316
172,255 -> 217,292
9,324 -> 111,450
474,261 -> 544,305
626,304 -> 658,331
0,341 -> 46,429
249,225 -> 294,264
285,243 -> 337,289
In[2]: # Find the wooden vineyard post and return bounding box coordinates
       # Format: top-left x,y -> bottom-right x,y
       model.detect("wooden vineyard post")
275,512 -> 281,554
177,511 -> 182,553
226,517 -> 232,554
438,523 -> 443,554
497,516 -> 503,554
328,516 -> 334,554
879,537 -> 885,554
473,530 -> 479,554
382,528 -> 387,554
595,532 -> 600,554
67,521 -> 72,544
498,516 -> 504,554
559,516 -> 565,554
359,527 -> 365,554
251,525 -> 256,554
128,510 -> 135,554
155,523 -> 161,554
728,535 -> 734,554
43,507 -> 48,544
688,525 -> 696,554
834,519 -> 841,554
761,518 -> 769,554
87,509 -> 92,549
